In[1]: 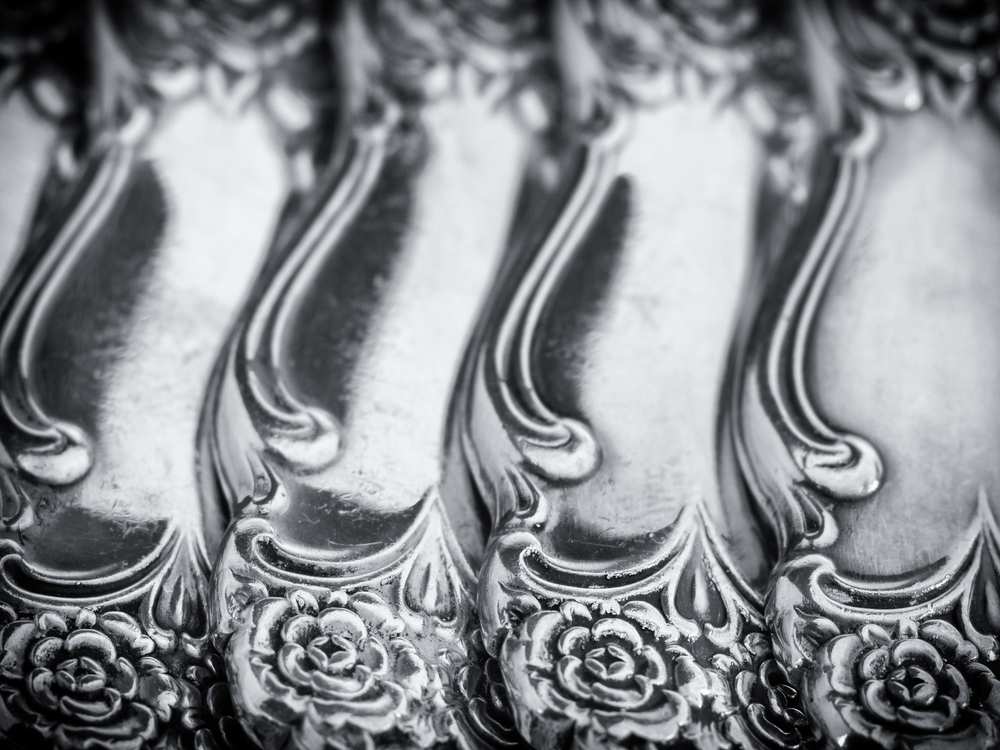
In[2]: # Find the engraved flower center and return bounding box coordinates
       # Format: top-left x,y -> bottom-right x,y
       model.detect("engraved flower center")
306,634 -> 357,674
584,644 -> 636,683
272,607 -> 390,700
53,656 -> 109,697
856,637 -> 969,732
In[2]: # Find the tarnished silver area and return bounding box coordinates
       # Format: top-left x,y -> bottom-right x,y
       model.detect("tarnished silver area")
204,4 -> 535,749
468,3 -> 810,749
736,2 -> 1000,748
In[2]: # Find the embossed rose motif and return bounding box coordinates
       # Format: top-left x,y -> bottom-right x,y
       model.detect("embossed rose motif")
182,650 -> 253,750
115,0 -> 316,67
230,588 -> 431,748
456,633 -> 522,748
502,600 -> 696,747
668,0 -> 761,46
0,606 -> 177,750
721,631 -> 808,749
872,0 -> 1000,81
806,618 -> 1000,750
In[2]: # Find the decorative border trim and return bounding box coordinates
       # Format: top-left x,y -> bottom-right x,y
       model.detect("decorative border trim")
0,522 -> 247,750
768,500 -> 1000,749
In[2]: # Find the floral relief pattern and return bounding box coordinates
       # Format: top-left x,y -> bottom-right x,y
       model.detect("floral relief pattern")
0,605 -> 175,750
182,649 -> 254,750
718,631 -> 808,749
0,602 -> 251,750
227,587 -> 441,749
501,599 -> 734,749
455,629 -> 525,749
805,618 -> 1000,750
871,0 -> 1000,82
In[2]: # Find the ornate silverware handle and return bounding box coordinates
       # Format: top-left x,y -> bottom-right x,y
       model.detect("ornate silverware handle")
5,1 -> 1000,749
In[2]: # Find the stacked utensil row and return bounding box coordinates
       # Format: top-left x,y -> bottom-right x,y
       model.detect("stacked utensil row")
1,1 -> 998,749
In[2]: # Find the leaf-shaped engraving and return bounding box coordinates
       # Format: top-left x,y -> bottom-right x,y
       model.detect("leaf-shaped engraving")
151,537 -> 209,636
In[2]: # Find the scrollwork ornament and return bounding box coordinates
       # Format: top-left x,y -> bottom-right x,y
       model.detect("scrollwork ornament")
0,466 -> 34,532
734,103 -> 886,553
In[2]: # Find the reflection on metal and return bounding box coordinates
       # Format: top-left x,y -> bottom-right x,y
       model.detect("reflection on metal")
1,1 -> 999,749
205,3 -> 532,747
736,2 -> 1000,749
468,4 -> 809,748
0,1 -> 308,748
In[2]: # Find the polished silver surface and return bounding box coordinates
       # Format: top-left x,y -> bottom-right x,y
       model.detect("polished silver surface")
3,1 -> 1000,749
205,5 -> 533,749
736,2 -> 1000,749
466,3 -> 804,747
0,2 -> 302,748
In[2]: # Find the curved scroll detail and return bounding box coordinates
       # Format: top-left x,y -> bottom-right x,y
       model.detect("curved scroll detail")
210,490 -> 483,749
483,119 -> 631,485
0,525 -> 248,749
221,112 -> 397,485
479,470 -> 808,750
0,134 -> 141,489
736,108 -> 884,551
768,497 -> 1000,750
